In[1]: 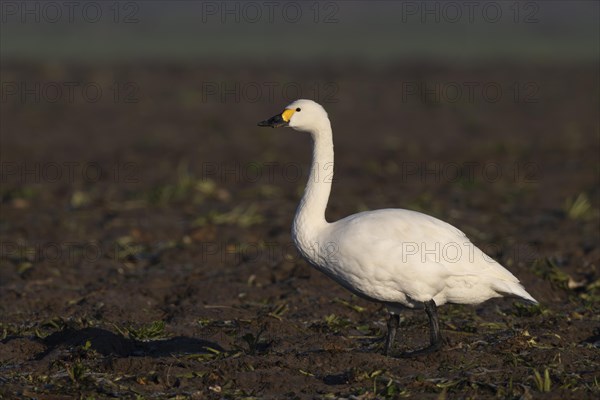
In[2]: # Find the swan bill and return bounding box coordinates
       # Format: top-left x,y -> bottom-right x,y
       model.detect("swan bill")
257,109 -> 294,128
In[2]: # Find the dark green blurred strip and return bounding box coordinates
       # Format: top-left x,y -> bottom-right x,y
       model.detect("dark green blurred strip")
1,1 -> 598,64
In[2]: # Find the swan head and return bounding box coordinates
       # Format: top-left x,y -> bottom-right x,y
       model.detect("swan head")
257,99 -> 329,133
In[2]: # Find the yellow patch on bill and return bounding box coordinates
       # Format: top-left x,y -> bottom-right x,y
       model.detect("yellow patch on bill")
281,109 -> 295,122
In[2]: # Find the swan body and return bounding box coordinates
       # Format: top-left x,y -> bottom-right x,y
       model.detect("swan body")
258,99 -> 537,356
295,208 -> 536,310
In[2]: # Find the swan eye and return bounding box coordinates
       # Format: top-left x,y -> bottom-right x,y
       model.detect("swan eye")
296,108 -> 301,112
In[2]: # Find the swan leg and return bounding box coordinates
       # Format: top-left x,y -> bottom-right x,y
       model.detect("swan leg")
399,300 -> 443,357
384,314 -> 400,355
425,299 -> 442,347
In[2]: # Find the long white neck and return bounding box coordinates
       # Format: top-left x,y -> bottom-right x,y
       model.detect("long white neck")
292,121 -> 334,243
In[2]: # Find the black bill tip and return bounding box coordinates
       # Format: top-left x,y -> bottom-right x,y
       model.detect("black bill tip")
257,113 -> 287,128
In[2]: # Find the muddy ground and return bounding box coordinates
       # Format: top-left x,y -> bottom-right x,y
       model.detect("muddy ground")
0,63 -> 599,399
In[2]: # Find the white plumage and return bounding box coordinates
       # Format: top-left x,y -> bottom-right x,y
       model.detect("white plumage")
299,209 -> 536,307
258,99 -> 537,356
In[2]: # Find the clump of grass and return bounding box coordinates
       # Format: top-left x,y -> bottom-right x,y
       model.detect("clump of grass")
113,236 -> 146,263
35,317 -> 68,339
533,368 -> 552,392
299,369 -> 315,377
146,162 -> 229,205
333,297 -> 366,313
580,279 -> 600,305
353,369 -> 408,399
564,193 -> 595,220
512,302 -> 544,318
70,190 -> 92,208
66,361 -> 87,383
240,326 -> 271,355
193,204 -> 264,228
0,186 -> 38,203
267,303 -> 288,320
188,346 -> 227,361
116,320 -> 167,341
323,314 -> 352,333
532,258 -> 571,289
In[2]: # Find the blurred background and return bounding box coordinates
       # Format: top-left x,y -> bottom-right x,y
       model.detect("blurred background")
1,0 -> 599,328
2,0 -> 598,205
2,1 -> 598,63
2,0 -> 598,229
0,1 -> 599,397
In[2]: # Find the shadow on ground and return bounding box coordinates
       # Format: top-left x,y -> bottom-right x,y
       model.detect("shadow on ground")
3,328 -> 224,360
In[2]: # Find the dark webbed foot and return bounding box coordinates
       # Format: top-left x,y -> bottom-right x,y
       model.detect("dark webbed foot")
384,300 -> 443,358
397,339 -> 442,358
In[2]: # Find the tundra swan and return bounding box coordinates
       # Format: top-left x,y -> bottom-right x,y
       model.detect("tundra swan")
258,99 -> 537,356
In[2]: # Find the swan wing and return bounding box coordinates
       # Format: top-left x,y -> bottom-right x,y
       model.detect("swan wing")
319,209 -> 535,306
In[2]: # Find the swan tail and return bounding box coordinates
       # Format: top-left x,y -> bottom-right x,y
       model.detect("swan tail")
492,280 -> 538,304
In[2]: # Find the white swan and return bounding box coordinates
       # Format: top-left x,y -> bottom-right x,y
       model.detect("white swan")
258,99 -> 537,356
